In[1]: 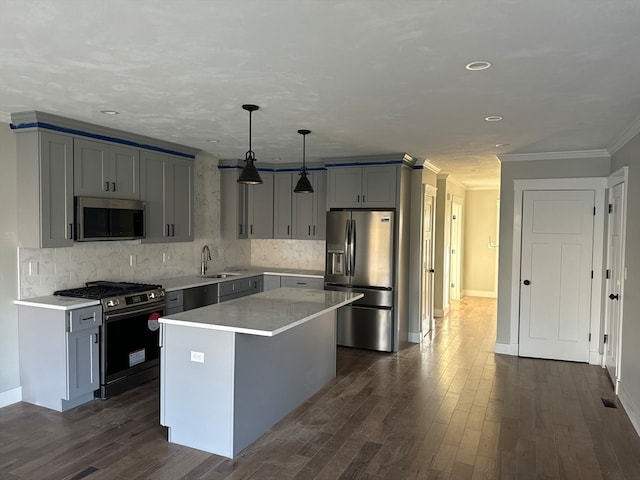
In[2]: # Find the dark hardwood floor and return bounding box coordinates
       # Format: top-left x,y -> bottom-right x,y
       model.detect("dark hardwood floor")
2,297 -> 639,479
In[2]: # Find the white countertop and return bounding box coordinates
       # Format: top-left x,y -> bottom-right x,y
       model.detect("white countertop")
14,295 -> 100,310
159,288 -> 362,336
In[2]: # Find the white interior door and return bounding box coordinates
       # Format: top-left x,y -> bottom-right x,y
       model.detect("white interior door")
421,189 -> 435,336
450,199 -> 463,301
519,190 -> 595,362
605,182 -> 625,389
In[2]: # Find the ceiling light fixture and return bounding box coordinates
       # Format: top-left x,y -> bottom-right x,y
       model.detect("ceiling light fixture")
100,110 -> 119,115
495,143 -> 510,148
465,61 -> 492,71
485,115 -> 503,122
294,129 -> 313,194
237,104 -> 263,185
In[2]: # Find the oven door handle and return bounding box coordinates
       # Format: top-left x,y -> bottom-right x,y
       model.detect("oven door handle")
104,305 -> 165,321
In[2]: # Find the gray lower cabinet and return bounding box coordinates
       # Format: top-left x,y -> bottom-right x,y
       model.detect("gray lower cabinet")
165,290 -> 184,315
18,304 -> 102,412
263,274 -> 282,291
218,276 -> 263,302
16,130 -> 74,248
247,173 -> 274,238
281,276 -> 325,290
73,138 -> 140,199
140,151 -> 194,243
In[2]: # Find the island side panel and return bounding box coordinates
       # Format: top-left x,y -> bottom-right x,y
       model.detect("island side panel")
233,310 -> 337,456
160,323 -> 236,457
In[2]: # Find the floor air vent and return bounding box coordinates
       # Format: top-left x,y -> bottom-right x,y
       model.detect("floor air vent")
601,397 -> 617,408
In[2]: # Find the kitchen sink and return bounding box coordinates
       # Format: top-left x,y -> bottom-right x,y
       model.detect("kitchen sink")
203,272 -> 243,278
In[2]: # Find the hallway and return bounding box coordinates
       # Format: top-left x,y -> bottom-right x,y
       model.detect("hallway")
1,297 -> 639,479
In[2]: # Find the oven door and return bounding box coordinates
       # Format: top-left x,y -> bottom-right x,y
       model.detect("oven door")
100,302 -> 164,397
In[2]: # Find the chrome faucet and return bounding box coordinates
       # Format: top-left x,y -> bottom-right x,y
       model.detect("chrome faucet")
201,245 -> 212,275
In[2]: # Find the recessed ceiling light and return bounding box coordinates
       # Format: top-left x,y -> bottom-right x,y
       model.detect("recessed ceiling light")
466,61 -> 492,71
207,139 -> 219,143
485,115 -> 503,122
495,143 -> 510,148
272,157 -> 282,161
100,110 -> 119,115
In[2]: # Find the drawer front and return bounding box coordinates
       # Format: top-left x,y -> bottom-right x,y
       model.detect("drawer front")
166,290 -> 184,309
281,276 -> 324,290
69,306 -> 102,332
219,276 -> 262,296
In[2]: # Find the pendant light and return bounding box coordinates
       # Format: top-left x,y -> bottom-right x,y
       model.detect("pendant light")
294,129 -> 313,193
237,104 -> 263,185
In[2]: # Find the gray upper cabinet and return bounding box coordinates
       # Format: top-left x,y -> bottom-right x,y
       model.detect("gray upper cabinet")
16,130 -> 74,248
273,172 -> 293,239
292,170 -> 326,240
220,168 -> 249,239
327,165 -> 397,209
247,172 -> 274,239
140,151 -> 194,243
74,138 -> 140,199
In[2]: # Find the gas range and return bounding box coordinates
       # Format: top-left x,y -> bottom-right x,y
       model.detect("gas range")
54,281 -> 165,312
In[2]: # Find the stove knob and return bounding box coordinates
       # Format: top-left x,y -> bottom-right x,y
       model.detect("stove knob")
149,292 -> 157,299
106,299 -> 119,307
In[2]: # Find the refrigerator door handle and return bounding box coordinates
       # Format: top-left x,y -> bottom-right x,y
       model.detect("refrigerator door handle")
344,219 -> 351,277
351,220 -> 356,274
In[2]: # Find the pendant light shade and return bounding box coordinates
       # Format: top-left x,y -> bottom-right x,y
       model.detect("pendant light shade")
237,104 -> 263,185
294,129 -> 313,193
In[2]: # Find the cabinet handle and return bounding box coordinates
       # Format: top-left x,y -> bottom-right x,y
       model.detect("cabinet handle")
357,194 -> 360,203
363,195 -> 366,203
105,181 -> 110,192
166,224 -> 170,237
94,332 -> 99,344
112,182 -> 116,192
313,225 -> 316,235
171,224 -> 175,237
250,225 -> 253,234
308,225 -> 311,235
68,223 -> 73,240
287,225 -> 290,235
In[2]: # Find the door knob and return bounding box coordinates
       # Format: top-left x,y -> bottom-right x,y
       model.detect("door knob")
523,280 -> 531,285
609,293 -> 619,300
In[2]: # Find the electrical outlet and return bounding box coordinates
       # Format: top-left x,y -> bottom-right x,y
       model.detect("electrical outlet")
163,252 -> 172,263
28,262 -> 39,276
129,255 -> 136,267
190,351 -> 205,363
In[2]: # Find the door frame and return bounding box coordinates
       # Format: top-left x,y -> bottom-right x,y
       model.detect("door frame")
603,167 -> 628,390
421,184 -> 437,336
449,197 -> 464,301
509,177 -> 606,364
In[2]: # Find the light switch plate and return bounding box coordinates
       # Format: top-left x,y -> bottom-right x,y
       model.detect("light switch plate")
190,351 -> 205,363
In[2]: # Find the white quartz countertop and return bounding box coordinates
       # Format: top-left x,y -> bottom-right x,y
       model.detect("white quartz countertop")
14,296 -> 100,310
159,288 -> 362,336
161,267 -> 324,292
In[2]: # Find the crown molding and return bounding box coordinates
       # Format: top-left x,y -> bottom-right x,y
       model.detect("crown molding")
466,185 -> 500,191
609,115 -> 640,156
498,149 -> 610,162
421,159 -> 441,174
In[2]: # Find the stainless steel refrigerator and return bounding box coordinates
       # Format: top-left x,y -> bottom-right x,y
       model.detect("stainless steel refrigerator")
324,210 -> 396,352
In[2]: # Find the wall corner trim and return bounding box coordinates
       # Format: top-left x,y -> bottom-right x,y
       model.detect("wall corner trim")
498,150 -> 610,162
609,115 -> 640,156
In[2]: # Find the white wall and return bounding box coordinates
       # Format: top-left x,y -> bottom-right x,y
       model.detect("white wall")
0,123 -> 20,403
610,129 -> 640,433
463,189 -> 499,297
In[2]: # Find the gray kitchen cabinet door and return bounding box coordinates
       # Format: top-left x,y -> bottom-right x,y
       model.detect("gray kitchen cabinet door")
74,138 -> 139,199
16,130 -> 73,248
140,150 -> 168,242
170,157 -> 194,242
361,165 -> 397,208
140,151 -> 193,243
263,274 -> 281,291
110,145 -> 140,199
40,132 -> 75,247
292,170 -> 326,239
220,168 -> 248,239
66,326 -> 100,398
247,172 -> 274,239
327,167 -> 362,208
273,172 -> 292,239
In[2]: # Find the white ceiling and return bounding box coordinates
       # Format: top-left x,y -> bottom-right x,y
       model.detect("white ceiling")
2,1 -> 640,188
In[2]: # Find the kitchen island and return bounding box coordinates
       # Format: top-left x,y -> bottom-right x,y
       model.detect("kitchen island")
158,287 -> 363,458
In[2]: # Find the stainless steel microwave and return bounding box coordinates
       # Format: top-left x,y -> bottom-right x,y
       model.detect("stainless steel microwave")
75,196 -> 145,241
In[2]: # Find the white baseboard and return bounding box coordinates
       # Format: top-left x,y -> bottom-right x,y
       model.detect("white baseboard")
494,342 -> 518,356
408,332 -> 422,343
618,382 -> 640,437
589,351 -> 602,366
434,306 -> 449,318
462,290 -> 497,298
0,386 -> 22,408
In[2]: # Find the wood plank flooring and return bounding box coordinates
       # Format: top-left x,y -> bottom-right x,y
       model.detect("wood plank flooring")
1,297 -> 639,479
